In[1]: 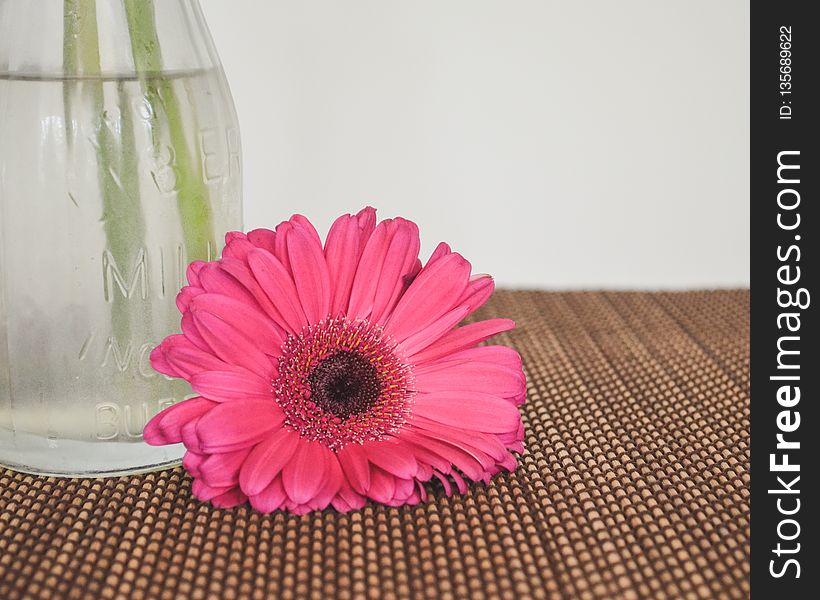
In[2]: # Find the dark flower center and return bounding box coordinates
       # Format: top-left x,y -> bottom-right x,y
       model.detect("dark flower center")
274,318 -> 413,450
307,351 -> 381,419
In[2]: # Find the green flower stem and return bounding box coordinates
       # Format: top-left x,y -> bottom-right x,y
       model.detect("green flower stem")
62,0 -> 101,77
63,0 -> 146,352
124,0 -> 215,262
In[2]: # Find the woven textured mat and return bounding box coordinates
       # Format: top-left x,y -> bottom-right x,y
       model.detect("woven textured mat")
0,290 -> 750,600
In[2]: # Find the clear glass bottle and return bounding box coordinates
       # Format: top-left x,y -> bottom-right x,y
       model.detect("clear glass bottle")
0,0 -> 242,476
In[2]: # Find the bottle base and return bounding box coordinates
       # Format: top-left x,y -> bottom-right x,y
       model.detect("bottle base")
0,428 -> 184,478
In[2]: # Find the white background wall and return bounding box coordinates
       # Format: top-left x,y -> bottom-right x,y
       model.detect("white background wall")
200,0 -> 749,289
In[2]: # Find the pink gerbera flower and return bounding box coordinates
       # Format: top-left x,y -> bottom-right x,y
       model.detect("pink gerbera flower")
144,208 -> 526,513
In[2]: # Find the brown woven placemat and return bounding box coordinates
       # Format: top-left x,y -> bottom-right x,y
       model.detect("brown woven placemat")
0,290 -> 750,600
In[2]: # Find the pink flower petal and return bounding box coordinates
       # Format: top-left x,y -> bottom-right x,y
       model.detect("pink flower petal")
332,480 -> 367,512
325,214 -> 362,317
402,491 -> 421,506
307,453 -> 344,510
249,476 -> 288,513
417,346 -> 527,406
149,337 -> 182,378
398,436 -> 452,475
426,242 -> 451,267
498,420 -> 526,452
162,336 -> 232,380
455,274 -> 494,311
347,220 -> 391,320
415,461 -> 434,481
143,397 -> 216,445
383,252 -> 471,343
330,496 -> 353,513
181,418 -> 205,453
414,361 -> 525,398
222,237 -> 256,262
288,503 -> 314,516
186,260 -> 206,287
404,430 -> 485,481
191,479 -> 233,502
416,481 -> 429,503
247,248 -> 308,332
199,447 -> 252,488
396,304 -> 471,357
198,262 -> 258,306
239,428 -> 301,496
402,258 -> 422,290
409,318 -> 516,364
210,487 -> 248,509
383,494 -> 416,506
433,470 -> 453,496
225,230 -> 246,244
181,310 -> 210,352
391,477 -> 416,502
502,438 -> 525,454
182,451 -> 205,478
354,206 -> 377,237
292,214 -> 323,250
218,256 -> 293,336
270,213 -> 321,276
338,443 -> 371,495
196,398 -> 284,453
190,293 -> 285,355
282,440 -> 329,505
435,345 -> 523,372
273,221 -> 293,274
410,423 -> 497,472
325,208 -> 376,316
450,469 -> 468,494
192,311 -> 274,379
190,370 -> 273,402
412,416 -> 509,463
412,391 -> 522,434
499,453 -> 517,472
176,285 -> 205,312
287,224 -> 331,324
246,228 -> 277,254
363,440 -> 418,479
367,467 -> 396,503
369,219 -> 421,325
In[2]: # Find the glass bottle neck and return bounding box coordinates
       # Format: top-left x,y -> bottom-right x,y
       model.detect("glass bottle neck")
0,0 -> 219,79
